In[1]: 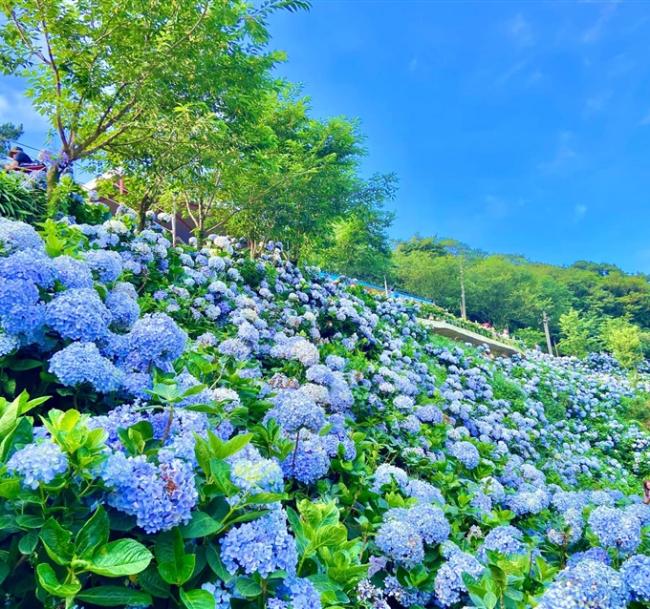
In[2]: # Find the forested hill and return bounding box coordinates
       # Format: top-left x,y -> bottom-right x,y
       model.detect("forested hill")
383,237 -> 650,360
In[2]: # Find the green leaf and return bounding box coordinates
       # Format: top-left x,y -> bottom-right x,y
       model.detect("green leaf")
180,588 -> 216,609
9,359 -> 43,371
155,529 -> 195,585
180,511 -> 222,538
0,416 -> 33,461
216,433 -> 252,459
138,565 -> 171,599
40,518 -> 74,566
205,543 -> 234,584
16,513 -> 44,529
76,506 -> 110,558
18,531 -> 39,555
87,539 -> 153,577
36,563 -> 81,598
76,586 -> 153,607
235,576 -> 263,598
226,509 -> 271,527
0,478 -> 20,500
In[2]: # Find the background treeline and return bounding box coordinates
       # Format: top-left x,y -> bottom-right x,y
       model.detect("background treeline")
317,233 -> 650,365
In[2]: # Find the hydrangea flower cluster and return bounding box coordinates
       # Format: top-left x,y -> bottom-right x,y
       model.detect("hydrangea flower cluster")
2,212 -> 650,609
6,439 -> 68,489
220,509 -> 298,577
536,559 -> 629,609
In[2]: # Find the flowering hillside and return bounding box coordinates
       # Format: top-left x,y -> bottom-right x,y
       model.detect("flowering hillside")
0,209 -> 649,609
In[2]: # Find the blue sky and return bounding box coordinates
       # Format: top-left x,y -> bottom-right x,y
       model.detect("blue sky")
3,1 -> 650,272
267,0 -> 650,273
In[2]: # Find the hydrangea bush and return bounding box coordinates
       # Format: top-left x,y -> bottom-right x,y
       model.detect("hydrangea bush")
0,210 -> 649,609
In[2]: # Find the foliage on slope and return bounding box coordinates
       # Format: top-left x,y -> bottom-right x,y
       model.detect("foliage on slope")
0,209 -> 649,609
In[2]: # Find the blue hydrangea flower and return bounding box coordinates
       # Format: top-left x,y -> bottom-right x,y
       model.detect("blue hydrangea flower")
121,371 -> 152,399
621,554 -> 650,602
230,453 -> 284,497
0,218 -> 44,253
588,505 -> 641,554
479,525 -> 524,560
271,576 -> 322,609
449,441 -> 480,469
387,503 -> 450,545
84,249 -> 123,283
45,288 -> 112,341
566,546 -> 610,567
218,337 -> 251,361
6,440 -> 68,489
281,431 -> 330,484
102,452 -> 197,534
415,404 -> 443,424
375,519 -> 424,568
201,581 -> 232,609
0,332 -> 18,357
49,342 -> 123,393
536,559 -> 628,609
125,313 -> 187,372
434,544 -> 484,607
220,509 -> 297,577
51,255 -> 93,289
0,277 -> 45,345
264,390 -> 326,434
0,248 -> 54,288
106,288 -> 139,331
325,354 -> 345,370
372,464 -> 409,493
406,478 -> 445,505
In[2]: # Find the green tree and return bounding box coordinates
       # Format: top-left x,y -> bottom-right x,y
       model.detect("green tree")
602,318 -> 644,369
307,173 -> 396,281
225,91 -> 364,259
0,121 -> 22,153
556,309 -> 602,358
0,0 -> 307,198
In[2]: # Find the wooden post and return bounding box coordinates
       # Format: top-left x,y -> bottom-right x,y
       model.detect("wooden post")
459,257 -> 467,320
542,311 -> 553,356
171,201 -> 177,247
384,275 -> 389,298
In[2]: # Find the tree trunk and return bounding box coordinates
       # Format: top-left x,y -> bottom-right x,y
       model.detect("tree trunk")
138,196 -> 151,231
46,164 -> 62,217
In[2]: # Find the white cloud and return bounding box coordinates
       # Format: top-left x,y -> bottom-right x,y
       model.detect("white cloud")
574,204 -> 588,220
494,60 -> 528,87
506,13 -> 534,47
538,131 -> 578,173
584,91 -> 612,116
581,0 -> 620,44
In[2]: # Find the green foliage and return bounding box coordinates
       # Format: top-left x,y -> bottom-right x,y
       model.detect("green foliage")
620,392 -> 650,429
602,317 -> 644,369
306,173 -> 397,282
0,121 -> 22,153
514,327 -> 546,349
556,309 -> 602,358
0,171 -> 45,222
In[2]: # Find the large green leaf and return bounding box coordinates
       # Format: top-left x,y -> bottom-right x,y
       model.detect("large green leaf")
36,563 -> 81,598
155,529 -> 195,585
76,586 -> 153,607
40,518 -> 73,566
87,539 -> 152,577
75,506 -> 110,558
180,588 -> 216,609
180,511 -> 222,539
235,576 -> 262,598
